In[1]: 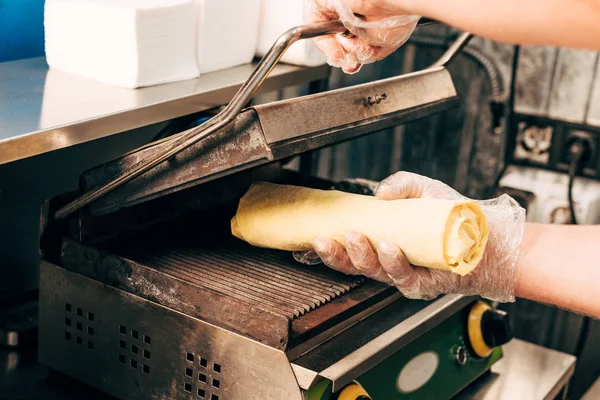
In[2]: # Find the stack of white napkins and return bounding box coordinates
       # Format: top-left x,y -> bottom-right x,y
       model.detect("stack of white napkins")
195,0 -> 261,74
256,0 -> 326,67
44,0 -> 200,88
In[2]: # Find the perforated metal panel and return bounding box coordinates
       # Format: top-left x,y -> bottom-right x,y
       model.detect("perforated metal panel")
183,351 -> 223,400
63,302 -> 96,351
39,261 -> 303,400
117,325 -> 152,376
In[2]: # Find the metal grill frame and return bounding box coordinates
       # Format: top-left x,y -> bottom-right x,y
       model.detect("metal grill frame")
39,261 -> 303,400
133,243 -> 363,319
60,237 -> 393,350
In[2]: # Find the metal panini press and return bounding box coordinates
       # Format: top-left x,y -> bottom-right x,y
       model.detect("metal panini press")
39,20 -> 513,400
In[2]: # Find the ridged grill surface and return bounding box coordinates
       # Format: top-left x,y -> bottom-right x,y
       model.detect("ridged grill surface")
129,242 -> 364,319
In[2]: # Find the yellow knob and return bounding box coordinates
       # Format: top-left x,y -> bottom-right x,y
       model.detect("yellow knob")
468,301 -> 493,358
337,383 -> 371,400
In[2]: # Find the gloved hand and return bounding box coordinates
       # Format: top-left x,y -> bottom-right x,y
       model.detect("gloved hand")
304,172 -> 526,303
306,0 -> 420,73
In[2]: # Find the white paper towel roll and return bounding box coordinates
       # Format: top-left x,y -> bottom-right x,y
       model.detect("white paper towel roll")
256,0 -> 327,67
44,0 -> 200,88
195,0 -> 261,74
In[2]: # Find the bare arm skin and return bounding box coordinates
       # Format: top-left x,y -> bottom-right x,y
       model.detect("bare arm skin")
516,223 -> 600,318
310,0 -> 600,73
383,0 -> 600,49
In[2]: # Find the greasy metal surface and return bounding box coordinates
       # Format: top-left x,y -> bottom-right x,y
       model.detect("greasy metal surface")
60,237 -> 290,350
77,165 -> 283,243
60,234 -> 371,350
129,241 -> 364,319
270,97 -> 459,160
0,57 -> 329,166
292,294 -> 473,391
255,67 -> 457,145
39,261 -> 304,400
454,339 -> 576,400
75,74 -> 457,217
81,109 -> 273,216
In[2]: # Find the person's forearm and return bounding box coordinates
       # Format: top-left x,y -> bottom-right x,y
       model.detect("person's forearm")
400,0 -> 600,50
514,223 -> 600,318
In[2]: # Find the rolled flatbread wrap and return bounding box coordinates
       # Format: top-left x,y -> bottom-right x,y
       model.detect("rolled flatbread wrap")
231,182 -> 489,276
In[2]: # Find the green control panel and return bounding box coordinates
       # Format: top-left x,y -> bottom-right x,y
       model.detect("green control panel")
305,300 -> 508,400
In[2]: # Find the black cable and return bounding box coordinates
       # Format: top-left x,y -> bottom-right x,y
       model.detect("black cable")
408,35 -> 504,99
566,138 -> 591,360
575,317 -> 591,360
488,45 -> 520,197
568,163 -> 579,225
566,139 -> 589,224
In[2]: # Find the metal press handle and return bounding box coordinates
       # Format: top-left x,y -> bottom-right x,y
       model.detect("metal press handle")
55,20 -> 470,220
54,20 -> 346,220
431,31 -> 473,67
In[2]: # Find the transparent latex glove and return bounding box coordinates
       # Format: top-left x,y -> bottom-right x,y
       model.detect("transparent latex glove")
306,0 -> 419,73
302,172 -> 526,303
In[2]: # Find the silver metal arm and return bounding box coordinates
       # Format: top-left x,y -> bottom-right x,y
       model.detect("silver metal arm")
431,32 -> 474,67
55,20 -> 471,220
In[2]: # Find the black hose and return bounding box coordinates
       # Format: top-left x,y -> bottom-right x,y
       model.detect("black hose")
408,35 -> 504,100
568,163 -> 578,225
566,138 -> 591,360
408,34 -> 508,138
574,317 -> 591,360
463,46 -> 503,100
567,139 -> 590,224
489,45 -> 520,197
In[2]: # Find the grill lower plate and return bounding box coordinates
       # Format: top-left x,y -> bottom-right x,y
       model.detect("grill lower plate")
126,241 -> 364,319
61,228 -> 393,351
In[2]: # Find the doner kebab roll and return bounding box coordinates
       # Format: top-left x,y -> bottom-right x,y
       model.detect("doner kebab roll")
231,182 -> 489,276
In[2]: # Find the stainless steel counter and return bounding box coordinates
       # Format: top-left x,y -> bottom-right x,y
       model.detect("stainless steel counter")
455,339 -> 577,400
0,57 -> 329,166
0,338 -> 577,399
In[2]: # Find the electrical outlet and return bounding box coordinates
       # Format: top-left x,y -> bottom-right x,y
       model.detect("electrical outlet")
557,130 -> 597,176
511,115 -> 600,178
513,122 -> 553,164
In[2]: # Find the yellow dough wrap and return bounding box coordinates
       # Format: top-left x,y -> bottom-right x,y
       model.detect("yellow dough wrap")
231,182 -> 489,276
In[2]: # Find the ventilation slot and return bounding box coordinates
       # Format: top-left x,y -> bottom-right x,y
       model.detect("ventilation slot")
64,302 -> 95,351
183,351 -> 223,399
117,324 -> 152,376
